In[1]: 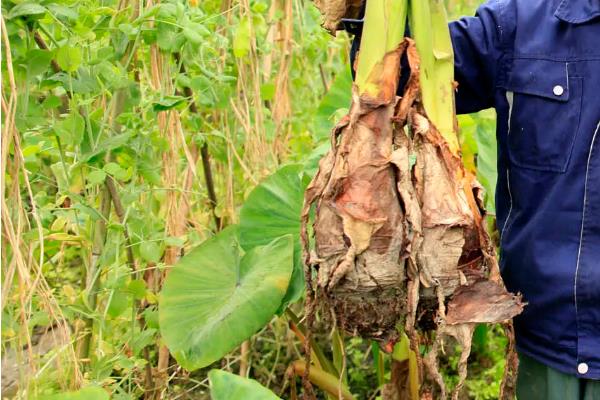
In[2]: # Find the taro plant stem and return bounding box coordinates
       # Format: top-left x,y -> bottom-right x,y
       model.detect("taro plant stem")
354,0 -> 407,98
409,0 -> 459,153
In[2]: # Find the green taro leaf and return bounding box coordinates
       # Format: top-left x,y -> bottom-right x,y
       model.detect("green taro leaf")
209,369 -> 281,400
239,165 -> 309,309
159,226 -> 293,370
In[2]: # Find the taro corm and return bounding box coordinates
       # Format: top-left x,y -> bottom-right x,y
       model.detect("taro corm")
301,1 -> 524,398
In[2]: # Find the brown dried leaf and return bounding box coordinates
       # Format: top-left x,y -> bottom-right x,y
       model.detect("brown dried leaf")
446,280 -> 525,325
313,0 -> 364,34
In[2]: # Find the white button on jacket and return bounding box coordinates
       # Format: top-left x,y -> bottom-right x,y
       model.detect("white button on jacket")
553,85 -> 564,96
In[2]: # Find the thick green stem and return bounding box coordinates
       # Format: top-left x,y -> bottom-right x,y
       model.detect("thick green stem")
285,309 -> 338,376
409,0 -> 459,153
290,361 -> 355,400
355,0 -> 408,98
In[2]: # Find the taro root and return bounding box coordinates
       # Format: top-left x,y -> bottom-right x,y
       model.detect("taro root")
302,1 -> 524,399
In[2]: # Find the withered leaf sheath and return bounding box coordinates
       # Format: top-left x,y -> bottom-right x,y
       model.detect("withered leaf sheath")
301,37 -> 524,400
313,0 -> 364,33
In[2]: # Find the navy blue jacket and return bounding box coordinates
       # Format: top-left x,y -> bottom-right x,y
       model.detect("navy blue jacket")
350,0 -> 600,380
451,0 -> 600,380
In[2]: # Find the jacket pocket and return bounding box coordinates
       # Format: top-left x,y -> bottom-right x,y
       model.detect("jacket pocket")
504,58 -> 582,173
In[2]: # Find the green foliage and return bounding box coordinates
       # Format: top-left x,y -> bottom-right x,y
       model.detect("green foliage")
443,325 -> 509,399
233,18 -> 253,58
159,227 -> 293,370
474,111 -> 499,212
6,2 -> 47,19
313,67 -> 352,141
304,67 -> 352,175
44,386 -> 109,400
209,369 -> 281,400
1,0 -> 501,398
56,46 -> 83,73
458,110 -> 498,212
54,113 -> 85,146
239,165 -> 309,309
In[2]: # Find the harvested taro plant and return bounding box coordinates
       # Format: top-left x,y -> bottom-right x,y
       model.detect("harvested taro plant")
301,0 -> 525,398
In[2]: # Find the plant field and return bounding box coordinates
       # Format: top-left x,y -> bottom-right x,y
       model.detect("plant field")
1,0 -> 505,398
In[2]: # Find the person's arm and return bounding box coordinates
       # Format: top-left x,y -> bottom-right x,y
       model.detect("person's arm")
450,0 -> 515,114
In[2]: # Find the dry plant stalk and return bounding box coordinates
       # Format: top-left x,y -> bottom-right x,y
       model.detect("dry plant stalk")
302,2 -> 524,398
1,16 -> 82,396
146,0 -> 194,388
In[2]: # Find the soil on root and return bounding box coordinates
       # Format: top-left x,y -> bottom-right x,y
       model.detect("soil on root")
319,287 -> 406,344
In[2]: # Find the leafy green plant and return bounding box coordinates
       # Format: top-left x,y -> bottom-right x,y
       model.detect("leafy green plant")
239,164 -> 310,309
209,369 -> 281,400
159,226 -> 293,370
44,386 -> 109,400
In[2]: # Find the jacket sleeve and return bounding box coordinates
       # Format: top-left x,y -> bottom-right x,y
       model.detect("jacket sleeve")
450,0 -> 515,114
